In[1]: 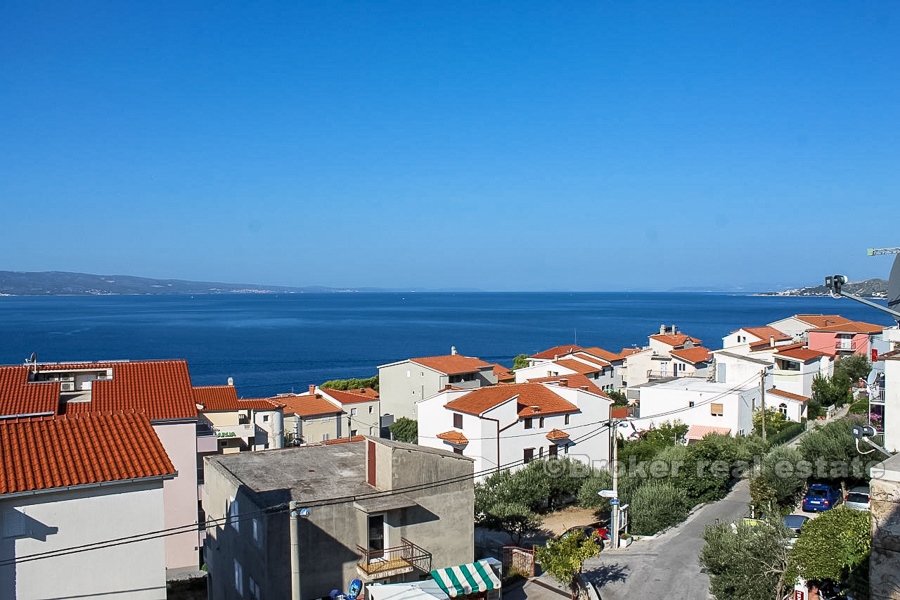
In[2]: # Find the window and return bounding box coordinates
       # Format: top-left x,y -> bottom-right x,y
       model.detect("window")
453,413 -> 463,428
229,498 -> 240,533
322,433 -> 330,441
350,429 -> 358,437
779,403 -> 788,417
351,408 -> 358,416
369,427 -> 375,435
539,417 -> 545,428
688,401 -> 695,408
524,418 -> 533,429
710,403 -> 724,417
564,414 -> 570,425
564,443 -> 569,455
407,370 -> 411,378
234,559 -> 244,596
549,444 -> 558,457
262,415 -> 269,422
523,448 -> 534,464
252,518 -> 262,547
249,577 -> 260,600
369,406 -> 374,414
539,447 -> 544,458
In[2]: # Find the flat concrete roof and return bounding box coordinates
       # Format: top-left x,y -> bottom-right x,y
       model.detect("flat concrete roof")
640,378 -> 756,394
712,350 -> 772,365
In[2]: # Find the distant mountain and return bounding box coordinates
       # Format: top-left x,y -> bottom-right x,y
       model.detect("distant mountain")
760,278 -> 888,298
0,271 -> 348,296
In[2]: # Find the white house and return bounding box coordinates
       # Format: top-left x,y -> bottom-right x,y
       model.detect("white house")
515,351 -> 614,391
669,347 -> 713,379
417,381 -> 612,479
767,314 -> 853,341
0,413 -> 175,599
766,388 -> 809,423
881,328 -> 900,452
632,378 -> 759,438
722,326 -> 793,351
771,345 -> 833,398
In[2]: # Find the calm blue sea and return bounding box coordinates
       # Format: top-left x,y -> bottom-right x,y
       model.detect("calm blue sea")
0,293 -> 894,398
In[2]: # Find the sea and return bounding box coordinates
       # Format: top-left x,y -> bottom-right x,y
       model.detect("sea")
0,293 -> 894,399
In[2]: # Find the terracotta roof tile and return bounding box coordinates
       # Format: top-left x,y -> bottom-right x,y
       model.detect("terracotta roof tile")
436,431 -> 469,445
741,326 -> 793,342
808,321 -> 886,334
685,425 -> 732,441
649,334 -> 702,347
492,364 -> 515,382
610,407 -> 629,419
444,383 -> 580,417
279,393 -> 343,418
531,345 -> 583,360
546,429 -> 570,441
670,347 -> 712,364
0,366 -> 59,417
321,388 -> 380,406
322,435 -> 366,445
794,314 -> 854,328
555,359 -> 603,375
525,374 -> 610,398
776,346 -> 828,362
0,360 -> 198,421
409,354 -> 492,375
767,388 -> 809,403
194,386 -> 281,411
0,413 -> 175,494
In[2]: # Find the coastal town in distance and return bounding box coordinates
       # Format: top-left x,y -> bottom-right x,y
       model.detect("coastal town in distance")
3,270 -> 900,600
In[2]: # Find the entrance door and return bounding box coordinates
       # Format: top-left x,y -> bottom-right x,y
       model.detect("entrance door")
368,514 -> 385,559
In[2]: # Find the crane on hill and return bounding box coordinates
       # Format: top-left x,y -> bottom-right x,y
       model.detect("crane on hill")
867,247 -> 900,256
824,246 -> 900,322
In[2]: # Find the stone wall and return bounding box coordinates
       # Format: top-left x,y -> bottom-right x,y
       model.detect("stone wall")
871,453 -> 900,599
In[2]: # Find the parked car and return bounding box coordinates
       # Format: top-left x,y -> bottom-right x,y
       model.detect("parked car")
845,485 -> 871,511
783,514 -> 810,536
559,525 -> 610,544
802,483 -> 842,512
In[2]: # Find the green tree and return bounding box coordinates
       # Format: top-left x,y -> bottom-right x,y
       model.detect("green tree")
798,417 -> 870,484
753,408 -> 792,437
321,375 -> 379,391
700,520 -> 793,600
534,530 -> 601,600
812,373 -> 852,408
628,480 -> 691,536
834,354 -> 872,383
389,417 -> 418,443
787,507 -> 871,588
750,445 -> 806,514
512,354 -> 530,370
576,468 -> 613,510
475,469 -> 546,544
606,389 -> 627,405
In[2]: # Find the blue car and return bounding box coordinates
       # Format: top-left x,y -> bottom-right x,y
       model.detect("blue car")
802,483 -> 842,512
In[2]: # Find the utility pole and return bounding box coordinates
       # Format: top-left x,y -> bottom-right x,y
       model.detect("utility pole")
611,417 -> 620,550
290,502 -> 302,600
760,369 -> 767,442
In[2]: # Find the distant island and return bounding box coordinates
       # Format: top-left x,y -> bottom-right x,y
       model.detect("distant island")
759,278 -> 888,298
0,271 -> 352,296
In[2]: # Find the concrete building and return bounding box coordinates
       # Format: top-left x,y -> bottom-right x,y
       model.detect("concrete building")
319,387 -> 382,438
765,388 -> 809,423
770,345 -> 833,398
514,351 -> 614,391
278,386 -> 347,445
722,326 -> 793,350
417,381 -> 612,479
669,347 -> 712,380
632,378 -> 759,438
0,359 -> 203,574
202,437 -> 474,600
378,350 -> 496,425
883,342 -> 900,454
0,413 -> 175,599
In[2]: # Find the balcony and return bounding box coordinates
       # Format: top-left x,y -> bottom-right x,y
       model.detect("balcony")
214,423 -> 255,440
835,339 -> 863,352
356,538 -> 432,581
197,422 -> 218,453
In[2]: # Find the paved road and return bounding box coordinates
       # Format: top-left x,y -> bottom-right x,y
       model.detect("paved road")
581,479 -> 751,600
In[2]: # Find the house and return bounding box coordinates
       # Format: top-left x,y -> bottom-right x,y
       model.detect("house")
0,359 -> 202,573
631,378 -> 759,438
722,326 -> 793,350
0,413 -> 175,599
619,325 -> 704,386
195,384 -> 285,454
317,386 -> 382,438
806,320 -> 886,358
202,437 -> 474,600
378,349 -> 497,425
765,388 -> 808,423
770,344 -> 833,398
767,314 -> 854,341
670,347 -> 713,379
416,381 -> 612,479
514,350 -> 614,391
711,350 -> 773,388
278,385 -> 347,444
491,364 -> 515,384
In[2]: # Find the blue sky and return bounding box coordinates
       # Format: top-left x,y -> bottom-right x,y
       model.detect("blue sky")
1,2 -> 898,291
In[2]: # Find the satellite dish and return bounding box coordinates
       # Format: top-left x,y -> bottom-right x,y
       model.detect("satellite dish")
888,254 -> 900,322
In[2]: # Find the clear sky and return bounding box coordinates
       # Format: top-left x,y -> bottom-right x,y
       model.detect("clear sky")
1,2 -> 898,291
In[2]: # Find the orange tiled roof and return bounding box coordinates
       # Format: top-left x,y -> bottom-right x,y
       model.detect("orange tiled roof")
741,326 -> 792,342
444,383 -> 579,417
808,321 -> 886,334
555,359 -> 603,375
525,374 -> 609,398
0,366 -> 59,417
0,413 -> 175,494
279,393 -> 343,418
649,334 -> 702,347
531,345 -> 582,360
579,347 -> 634,362
323,435 -> 366,445
670,347 -> 712,364
767,388 -> 809,403
546,429 -> 570,441
492,364 -> 515,382
194,386 -> 281,411
610,407 -> 629,419
321,388 -> 380,406
410,354 -> 492,375
685,425 -> 731,441
776,346 -> 828,362
436,430 -> 469,445
571,352 -> 611,368
794,314 -> 854,328
0,360 -> 198,421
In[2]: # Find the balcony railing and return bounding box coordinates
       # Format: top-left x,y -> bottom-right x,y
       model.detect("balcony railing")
214,423 -> 255,440
356,538 -> 432,580
834,339 -> 862,351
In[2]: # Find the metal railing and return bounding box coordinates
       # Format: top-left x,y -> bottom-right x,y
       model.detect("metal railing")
356,538 -> 432,578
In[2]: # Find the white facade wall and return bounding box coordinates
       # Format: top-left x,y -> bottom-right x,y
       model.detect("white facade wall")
767,394 -> 806,423
713,353 -> 772,387
0,480 -> 167,599
621,349 -> 655,387
885,358 -> 900,454
153,421 -> 200,571
418,388 -> 611,480
514,362 -> 577,383
253,409 -> 284,450
768,316 -> 814,340
634,381 -> 757,437
722,329 -> 763,349
772,356 -> 832,398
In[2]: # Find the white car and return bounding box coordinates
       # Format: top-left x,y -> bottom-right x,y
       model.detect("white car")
845,486 -> 870,511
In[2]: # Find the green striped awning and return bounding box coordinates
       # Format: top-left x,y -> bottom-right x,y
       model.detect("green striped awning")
430,560 -> 501,598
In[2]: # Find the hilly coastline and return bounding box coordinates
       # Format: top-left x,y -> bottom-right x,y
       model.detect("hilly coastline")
759,278 -> 888,298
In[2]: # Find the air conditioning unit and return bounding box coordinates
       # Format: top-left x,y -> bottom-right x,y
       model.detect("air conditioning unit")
60,382 -> 76,392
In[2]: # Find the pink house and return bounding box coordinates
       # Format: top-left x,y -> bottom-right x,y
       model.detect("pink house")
807,321 -> 885,358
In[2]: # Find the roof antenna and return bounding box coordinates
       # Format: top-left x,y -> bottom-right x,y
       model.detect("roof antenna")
25,352 -> 37,373
574,328 -> 577,345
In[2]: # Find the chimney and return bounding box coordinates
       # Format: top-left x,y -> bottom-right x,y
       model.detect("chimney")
308,384 -> 316,396
451,346 -> 457,355
559,378 -> 569,387
531,406 -> 540,414
660,324 -> 666,335
227,376 -> 234,386
770,336 -> 775,348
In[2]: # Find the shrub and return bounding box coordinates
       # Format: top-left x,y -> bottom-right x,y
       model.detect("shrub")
629,480 -> 691,536
769,422 -> 805,446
